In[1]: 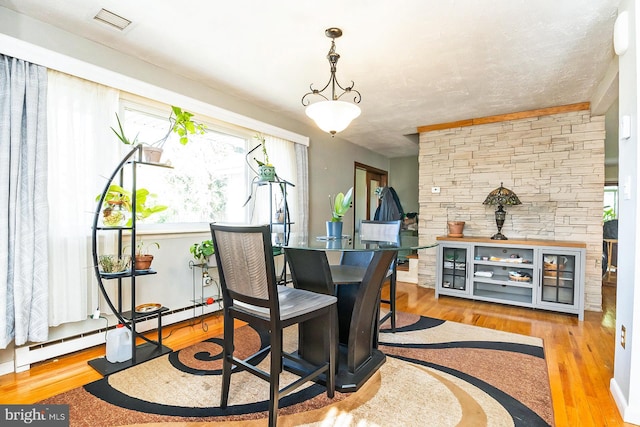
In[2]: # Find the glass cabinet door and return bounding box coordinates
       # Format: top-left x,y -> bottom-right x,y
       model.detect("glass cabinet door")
540,252 -> 576,305
441,247 -> 468,291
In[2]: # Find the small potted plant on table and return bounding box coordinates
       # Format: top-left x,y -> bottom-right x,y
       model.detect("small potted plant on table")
327,187 -> 353,238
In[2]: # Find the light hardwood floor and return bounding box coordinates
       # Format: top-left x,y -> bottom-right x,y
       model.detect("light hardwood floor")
0,281 -> 631,427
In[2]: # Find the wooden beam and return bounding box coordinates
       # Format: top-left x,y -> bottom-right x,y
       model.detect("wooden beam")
416,119 -> 473,132
417,102 -> 591,133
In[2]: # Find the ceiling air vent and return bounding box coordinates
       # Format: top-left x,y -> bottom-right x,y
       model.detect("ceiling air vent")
93,8 -> 131,31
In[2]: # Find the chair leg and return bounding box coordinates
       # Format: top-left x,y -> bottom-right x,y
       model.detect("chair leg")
326,305 -> 336,398
389,275 -> 397,333
269,327 -> 282,427
220,313 -> 234,408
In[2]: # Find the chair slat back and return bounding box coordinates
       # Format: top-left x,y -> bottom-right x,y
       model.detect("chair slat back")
285,248 -> 335,295
360,220 -> 401,243
340,250 -> 374,267
210,224 -> 274,303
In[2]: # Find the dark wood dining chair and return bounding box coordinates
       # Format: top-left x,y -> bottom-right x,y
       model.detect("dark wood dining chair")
357,219 -> 402,332
210,223 -> 337,427
284,247 -> 339,365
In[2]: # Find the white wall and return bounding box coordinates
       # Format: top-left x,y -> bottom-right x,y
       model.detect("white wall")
611,1 -> 640,424
605,101 -> 620,183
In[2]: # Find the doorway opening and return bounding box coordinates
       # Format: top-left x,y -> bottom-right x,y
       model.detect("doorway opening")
353,162 -> 388,237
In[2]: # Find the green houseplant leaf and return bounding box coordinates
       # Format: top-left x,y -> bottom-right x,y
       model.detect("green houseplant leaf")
171,106 -> 206,145
330,187 -> 353,222
111,113 -> 139,146
190,239 -> 215,262
97,185 -> 167,227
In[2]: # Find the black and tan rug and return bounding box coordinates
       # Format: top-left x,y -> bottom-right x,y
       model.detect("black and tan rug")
42,313 -> 553,426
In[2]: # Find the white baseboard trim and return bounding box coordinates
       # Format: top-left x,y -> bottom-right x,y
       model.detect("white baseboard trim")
397,258 -> 419,284
13,303 -> 222,373
0,360 -> 15,376
610,377 -> 640,424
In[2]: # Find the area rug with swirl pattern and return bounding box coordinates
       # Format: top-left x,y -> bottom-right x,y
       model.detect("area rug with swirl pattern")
41,312 -> 553,426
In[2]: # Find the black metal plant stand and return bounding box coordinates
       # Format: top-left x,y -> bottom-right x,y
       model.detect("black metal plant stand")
88,145 -> 172,375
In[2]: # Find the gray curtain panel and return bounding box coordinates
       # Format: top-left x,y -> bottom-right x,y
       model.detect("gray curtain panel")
0,54 -> 49,348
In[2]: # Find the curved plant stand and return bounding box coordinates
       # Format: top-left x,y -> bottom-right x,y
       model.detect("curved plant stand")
89,144 -> 173,375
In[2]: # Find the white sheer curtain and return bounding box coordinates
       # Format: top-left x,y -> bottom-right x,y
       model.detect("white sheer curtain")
0,55 -> 49,348
249,135 -> 303,233
47,70 -> 119,326
294,143 -> 309,237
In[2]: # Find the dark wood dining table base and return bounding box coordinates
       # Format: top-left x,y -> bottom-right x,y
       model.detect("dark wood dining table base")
286,250 -> 395,392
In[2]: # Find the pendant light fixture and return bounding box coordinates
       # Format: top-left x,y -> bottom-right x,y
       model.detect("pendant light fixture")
301,27 -> 362,136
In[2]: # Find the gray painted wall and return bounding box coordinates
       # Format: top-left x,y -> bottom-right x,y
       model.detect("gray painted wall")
389,156 -> 419,214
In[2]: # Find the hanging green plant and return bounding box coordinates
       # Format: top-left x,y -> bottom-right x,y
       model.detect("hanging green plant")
171,106 -> 207,145
110,106 -> 206,149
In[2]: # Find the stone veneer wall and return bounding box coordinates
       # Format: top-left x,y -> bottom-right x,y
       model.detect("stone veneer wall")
417,108 -> 605,312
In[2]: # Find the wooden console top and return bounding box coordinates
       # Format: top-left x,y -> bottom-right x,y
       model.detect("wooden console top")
436,236 -> 586,249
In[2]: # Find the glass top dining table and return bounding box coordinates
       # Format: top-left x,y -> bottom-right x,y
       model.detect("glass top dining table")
278,231 -> 436,392
279,232 -> 436,252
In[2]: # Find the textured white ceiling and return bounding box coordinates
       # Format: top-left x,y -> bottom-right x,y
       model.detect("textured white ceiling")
0,0 -> 621,157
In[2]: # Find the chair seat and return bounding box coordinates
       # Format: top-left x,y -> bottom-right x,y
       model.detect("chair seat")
236,286 -> 337,321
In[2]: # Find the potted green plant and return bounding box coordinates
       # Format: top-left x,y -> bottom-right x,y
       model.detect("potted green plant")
111,106 -> 206,162
170,106 -> 207,145
327,187 -> 353,238
99,186 -> 129,227
190,239 -> 215,265
98,254 -> 132,273
97,184 -> 168,227
253,133 -> 276,182
128,241 -> 160,271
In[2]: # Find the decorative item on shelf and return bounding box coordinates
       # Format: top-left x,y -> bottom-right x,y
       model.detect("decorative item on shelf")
98,254 -> 131,273
111,106 -> 206,163
96,184 -> 167,227
482,182 -> 522,240
189,239 -> 215,265
326,187 -> 353,238
135,303 -> 162,313
273,193 -> 285,223
544,256 -> 567,277
447,221 -> 465,238
142,146 -> 163,163
508,271 -> 532,282
301,27 -> 362,136
101,200 -> 129,227
274,207 -> 285,223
